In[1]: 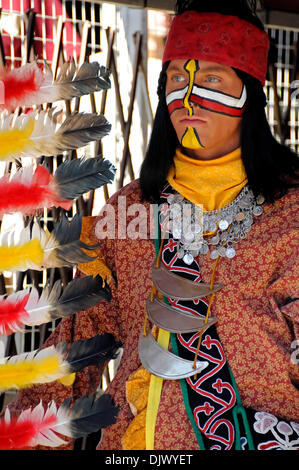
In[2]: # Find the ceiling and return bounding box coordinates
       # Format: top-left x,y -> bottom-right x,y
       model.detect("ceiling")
90,0 -> 299,27
91,0 -> 299,13
262,0 -> 299,14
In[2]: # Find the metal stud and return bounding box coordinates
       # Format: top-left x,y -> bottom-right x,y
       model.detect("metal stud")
225,247 -> 236,258
219,219 -> 229,230
183,253 -> 194,265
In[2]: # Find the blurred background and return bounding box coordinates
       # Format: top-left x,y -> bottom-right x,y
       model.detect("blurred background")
0,0 -> 298,449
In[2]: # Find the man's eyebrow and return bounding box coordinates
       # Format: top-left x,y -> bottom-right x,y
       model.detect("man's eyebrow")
199,65 -> 231,74
166,65 -> 184,72
167,63 -> 232,74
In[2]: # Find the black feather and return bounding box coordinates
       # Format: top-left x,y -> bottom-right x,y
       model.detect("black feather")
54,157 -> 116,200
59,394 -> 119,437
55,113 -> 111,151
48,275 -> 112,320
49,214 -> 100,266
63,333 -> 122,373
55,62 -> 111,99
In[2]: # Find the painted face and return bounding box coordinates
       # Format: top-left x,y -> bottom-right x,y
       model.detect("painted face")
165,59 -> 246,158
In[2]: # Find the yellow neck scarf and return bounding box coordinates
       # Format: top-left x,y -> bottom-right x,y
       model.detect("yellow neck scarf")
167,147 -> 248,211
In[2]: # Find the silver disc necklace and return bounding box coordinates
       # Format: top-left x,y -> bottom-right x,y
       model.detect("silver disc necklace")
162,186 -> 265,265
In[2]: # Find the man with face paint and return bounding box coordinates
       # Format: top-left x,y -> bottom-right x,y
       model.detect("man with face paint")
11,0 -> 299,452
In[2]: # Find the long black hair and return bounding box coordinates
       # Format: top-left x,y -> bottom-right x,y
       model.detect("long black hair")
139,0 -> 299,203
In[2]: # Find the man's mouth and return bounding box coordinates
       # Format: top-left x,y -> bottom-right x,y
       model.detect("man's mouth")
179,117 -> 206,125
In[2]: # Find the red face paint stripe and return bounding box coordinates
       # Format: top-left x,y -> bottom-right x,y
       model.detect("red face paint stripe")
167,96 -> 245,117
167,99 -> 184,115
190,94 -> 245,117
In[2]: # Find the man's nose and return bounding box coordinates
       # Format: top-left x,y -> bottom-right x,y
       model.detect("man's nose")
183,59 -> 198,116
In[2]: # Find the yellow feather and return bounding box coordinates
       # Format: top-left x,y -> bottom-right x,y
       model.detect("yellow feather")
58,372 -> 76,386
0,354 -> 67,390
0,118 -> 35,161
0,239 -> 44,271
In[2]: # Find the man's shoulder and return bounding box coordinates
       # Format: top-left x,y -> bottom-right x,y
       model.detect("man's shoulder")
106,179 -> 143,206
82,180 -> 144,235
265,187 -> 299,229
274,187 -> 299,211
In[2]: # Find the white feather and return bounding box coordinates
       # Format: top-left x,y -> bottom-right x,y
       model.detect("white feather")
4,407 -> 11,424
16,407 -> 31,424
15,400 -> 67,448
1,61 -> 110,112
24,286 -> 53,326
3,392 -> 116,449
31,401 -> 45,422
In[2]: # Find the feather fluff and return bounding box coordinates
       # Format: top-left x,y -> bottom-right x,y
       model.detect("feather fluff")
0,238 -> 44,272
0,275 -> 111,335
0,61 -> 111,111
0,110 -> 111,162
0,158 -> 115,215
0,214 -> 99,272
0,291 -> 30,336
0,393 -> 119,449
0,165 -> 72,215
0,334 -> 121,391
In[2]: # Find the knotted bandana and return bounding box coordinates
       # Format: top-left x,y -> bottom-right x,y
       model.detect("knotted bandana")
162,11 -> 270,85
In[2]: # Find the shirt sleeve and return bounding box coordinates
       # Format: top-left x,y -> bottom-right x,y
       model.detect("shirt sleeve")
236,241 -> 299,450
266,254 -> 299,385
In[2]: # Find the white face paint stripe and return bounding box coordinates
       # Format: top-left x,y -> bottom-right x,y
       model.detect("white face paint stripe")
166,84 -> 247,110
193,84 -> 247,108
166,86 -> 188,106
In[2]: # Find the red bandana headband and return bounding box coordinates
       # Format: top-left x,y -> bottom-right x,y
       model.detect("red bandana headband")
162,11 -> 270,85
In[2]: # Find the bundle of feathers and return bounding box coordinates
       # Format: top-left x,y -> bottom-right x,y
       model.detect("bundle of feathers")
0,214 -> 100,272
0,157 -> 115,214
0,108 -> 111,162
0,275 -> 112,335
0,58 -> 119,448
0,334 -> 122,391
0,393 -> 119,449
0,60 -> 111,111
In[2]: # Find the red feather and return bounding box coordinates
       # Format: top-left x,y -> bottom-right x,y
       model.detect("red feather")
0,411 -> 57,450
4,71 -> 39,101
0,394 -> 119,449
0,293 -> 30,335
0,165 -> 72,214
33,165 -> 52,185
0,64 -> 45,111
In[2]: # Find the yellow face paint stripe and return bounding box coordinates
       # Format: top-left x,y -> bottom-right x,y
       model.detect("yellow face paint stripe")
183,59 -> 198,116
181,126 -> 203,149
181,60 -> 204,149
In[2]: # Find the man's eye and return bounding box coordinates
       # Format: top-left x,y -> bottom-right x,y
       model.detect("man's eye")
206,76 -> 220,83
172,75 -> 185,83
